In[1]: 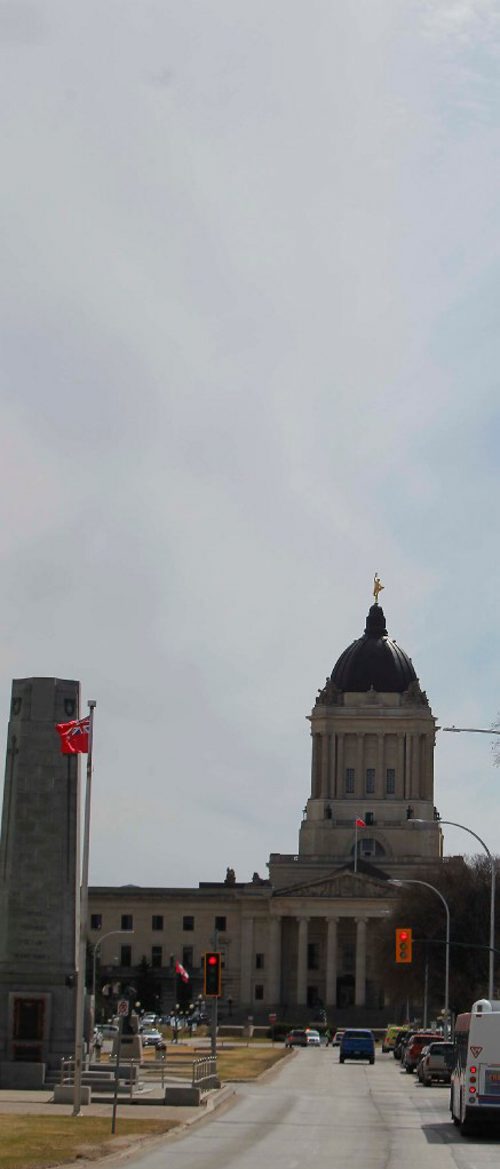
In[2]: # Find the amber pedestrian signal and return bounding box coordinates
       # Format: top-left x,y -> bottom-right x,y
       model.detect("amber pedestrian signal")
395,928 -> 413,963
203,951 -> 222,996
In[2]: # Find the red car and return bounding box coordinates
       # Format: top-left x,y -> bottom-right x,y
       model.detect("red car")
285,1029 -> 308,1047
403,1032 -> 443,1073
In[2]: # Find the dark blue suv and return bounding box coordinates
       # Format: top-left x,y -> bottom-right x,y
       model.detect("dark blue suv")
339,1028 -> 375,1064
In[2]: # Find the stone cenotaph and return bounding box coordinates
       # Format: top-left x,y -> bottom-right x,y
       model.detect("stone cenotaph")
0,678 -> 81,1087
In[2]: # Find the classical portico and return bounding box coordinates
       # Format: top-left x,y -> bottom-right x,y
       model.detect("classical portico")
259,870 -> 393,1010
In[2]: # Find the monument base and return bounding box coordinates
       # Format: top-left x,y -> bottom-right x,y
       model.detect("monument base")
112,1034 -> 143,1060
0,1060 -> 46,1089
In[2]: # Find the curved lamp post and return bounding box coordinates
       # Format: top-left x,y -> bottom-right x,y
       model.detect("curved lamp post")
90,929 -> 135,1041
412,818 -> 495,1000
390,877 -> 450,1038
92,929 -> 135,1001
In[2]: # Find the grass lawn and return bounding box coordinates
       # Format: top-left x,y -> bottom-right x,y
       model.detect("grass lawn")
0,1116 -> 178,1169
216,1044 -> 289,1081
0,1046 -> 289,1168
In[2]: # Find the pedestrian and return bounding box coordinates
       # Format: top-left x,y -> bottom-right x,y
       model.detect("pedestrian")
94,1030 -> 103,1061
325,1028 -> 332,1047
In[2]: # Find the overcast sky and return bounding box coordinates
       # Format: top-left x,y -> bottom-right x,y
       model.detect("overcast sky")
1,0 -> 500,887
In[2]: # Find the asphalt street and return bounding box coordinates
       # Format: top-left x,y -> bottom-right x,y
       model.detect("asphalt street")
104,1048 -> 500,1169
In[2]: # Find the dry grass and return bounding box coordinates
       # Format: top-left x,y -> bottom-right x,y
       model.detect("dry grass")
0,1116 -> 178,1169
216,1044 -> 289,1081
0,1046 -> 289,1168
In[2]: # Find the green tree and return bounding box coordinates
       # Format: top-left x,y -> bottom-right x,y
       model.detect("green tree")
376,856 -> 498,1022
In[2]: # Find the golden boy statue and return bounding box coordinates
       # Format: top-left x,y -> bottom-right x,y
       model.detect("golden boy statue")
373,574 -> 384,603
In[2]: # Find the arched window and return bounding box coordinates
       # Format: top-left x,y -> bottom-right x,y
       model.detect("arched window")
350,837 -> 386,859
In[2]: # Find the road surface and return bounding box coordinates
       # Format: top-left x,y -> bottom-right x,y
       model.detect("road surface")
117,1047 -> 500,1169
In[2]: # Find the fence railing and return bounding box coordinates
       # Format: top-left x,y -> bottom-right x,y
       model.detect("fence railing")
192,1056 -> 217,1090
59,1052 -> 218,1096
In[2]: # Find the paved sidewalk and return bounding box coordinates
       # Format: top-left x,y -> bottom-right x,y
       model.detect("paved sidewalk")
0,1084 -> 235,1123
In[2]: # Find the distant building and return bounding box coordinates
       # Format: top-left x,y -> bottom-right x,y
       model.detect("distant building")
89,600 -> 443,1021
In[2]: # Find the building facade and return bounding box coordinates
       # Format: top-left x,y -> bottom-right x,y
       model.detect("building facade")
88,600 -> 443,1021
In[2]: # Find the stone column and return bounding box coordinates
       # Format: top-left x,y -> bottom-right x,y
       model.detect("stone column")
296,917 -> 309,1005
311,735 -> 320,798
268,916 -> 282,1006
355,918 -> 367,1007
377,734 -> 384,798
321,734 -> 330,798
335,734 -> 344,799
404,733 -> 411,799
325,917 -> 339,1006
397,734 -> 405,800
411,734 -> 420,798
240,917 -> 254,1005
425,734 -> 434,800
356,734 -> 364,794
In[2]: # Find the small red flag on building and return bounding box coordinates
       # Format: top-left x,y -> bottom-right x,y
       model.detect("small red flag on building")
55,716 -> 90,755
175,959 -> 190,983
355,817 -> 366,828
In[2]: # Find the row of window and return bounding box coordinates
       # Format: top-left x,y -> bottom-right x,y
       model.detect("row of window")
107,946 -> 266,971
90,914 -> 228,933
109,944 -> 359,974
345,768 -> 396,795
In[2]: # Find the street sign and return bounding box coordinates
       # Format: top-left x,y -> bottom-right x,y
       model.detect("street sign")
268,1013 -> 277,1024
117,999 -> 129,1016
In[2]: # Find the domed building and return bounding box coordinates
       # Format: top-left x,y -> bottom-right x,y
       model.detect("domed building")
288,598 -> 440,874
84,590 -> 444,1027
0,595 -> 445,1086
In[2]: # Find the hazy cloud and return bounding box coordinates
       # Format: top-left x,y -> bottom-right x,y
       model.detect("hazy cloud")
1,1 -> 500,883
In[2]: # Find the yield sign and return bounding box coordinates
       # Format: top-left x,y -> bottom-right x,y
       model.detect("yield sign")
470,1045 -> 483,1057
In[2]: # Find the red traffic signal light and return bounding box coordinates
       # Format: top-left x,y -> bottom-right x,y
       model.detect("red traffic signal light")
395,927 -> 413,964
203,951 -> 222,996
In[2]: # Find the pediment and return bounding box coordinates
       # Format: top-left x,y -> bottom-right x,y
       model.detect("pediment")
274,867 -> 393,901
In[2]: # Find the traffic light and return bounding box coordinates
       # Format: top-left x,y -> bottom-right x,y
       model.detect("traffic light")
395,928 -> 413,964
203,951 -> 222,996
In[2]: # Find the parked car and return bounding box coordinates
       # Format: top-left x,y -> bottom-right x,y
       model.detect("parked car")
332,1029 -> 345,1047
418,1041 -> 454,1086
141,1028 -> 167,1050
382,1024 -> 409,1053
306,1029 -> 321,1046
403,1032 -> 443,1074
97,1023 -> 119,1038
339,1029 -> 375,1064
394,1029 -> 417,1060
285,1029 -> 308,1047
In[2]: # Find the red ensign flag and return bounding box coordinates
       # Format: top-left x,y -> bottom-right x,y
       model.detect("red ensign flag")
55,717 -> 90,755
355,818 -> 366,828
175,960 -> 190,983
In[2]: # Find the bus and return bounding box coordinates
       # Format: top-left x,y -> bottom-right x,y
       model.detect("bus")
451,998 -> 500,1134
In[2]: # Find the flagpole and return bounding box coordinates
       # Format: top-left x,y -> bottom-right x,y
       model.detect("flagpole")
72,700 -> 96,1118
354,820 -> 358,873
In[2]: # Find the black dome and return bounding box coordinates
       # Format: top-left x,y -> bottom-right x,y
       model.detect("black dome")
330,604 -> 417,693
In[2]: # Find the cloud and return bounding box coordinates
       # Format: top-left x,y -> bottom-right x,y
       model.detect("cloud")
1,2 -> 500,884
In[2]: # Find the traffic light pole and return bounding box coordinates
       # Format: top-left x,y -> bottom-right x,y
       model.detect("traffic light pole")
211,929 -> 218,1057
211,994 -> 218,1057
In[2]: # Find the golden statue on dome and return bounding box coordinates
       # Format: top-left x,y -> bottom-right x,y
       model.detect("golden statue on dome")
373,573 -> 384,604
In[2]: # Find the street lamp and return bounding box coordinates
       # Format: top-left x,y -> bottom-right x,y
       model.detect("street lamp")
411,818 -> 495,1000
390,878 -> 450,1039
441,726 -> 500,735
88,930 -> 133,1042
92,930 -> 135,1003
